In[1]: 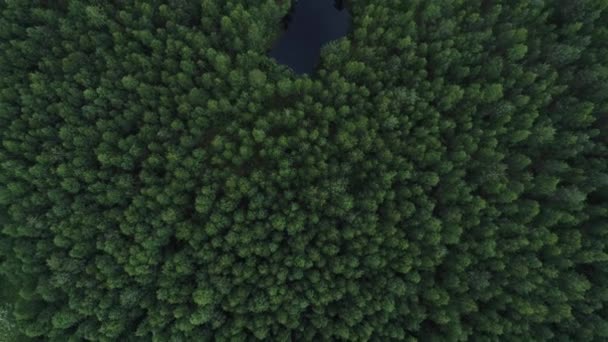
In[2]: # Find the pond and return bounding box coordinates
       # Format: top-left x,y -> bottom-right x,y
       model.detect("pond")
269,0 -> 351,75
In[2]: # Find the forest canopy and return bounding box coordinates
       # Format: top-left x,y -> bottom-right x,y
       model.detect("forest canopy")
1,0 -> 607,341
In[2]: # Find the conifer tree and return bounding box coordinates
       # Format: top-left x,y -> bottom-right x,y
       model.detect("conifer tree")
0,0 -> 607,340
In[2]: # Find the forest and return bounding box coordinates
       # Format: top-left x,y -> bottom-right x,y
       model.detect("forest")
1,0 -> 607,341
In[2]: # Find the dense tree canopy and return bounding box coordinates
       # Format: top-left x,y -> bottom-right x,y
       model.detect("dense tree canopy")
1,0 -> 607,340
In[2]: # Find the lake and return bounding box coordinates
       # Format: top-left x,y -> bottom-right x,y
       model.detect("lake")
269,0 -> 351,75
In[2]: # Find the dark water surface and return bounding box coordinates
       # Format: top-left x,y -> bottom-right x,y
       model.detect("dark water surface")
269,0 -> 351,75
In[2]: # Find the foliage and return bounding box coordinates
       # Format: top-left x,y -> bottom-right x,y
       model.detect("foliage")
0,278 -> 33,342
0,0 -> 607,341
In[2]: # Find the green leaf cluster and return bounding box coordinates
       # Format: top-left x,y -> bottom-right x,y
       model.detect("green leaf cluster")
0,0 -> 607,341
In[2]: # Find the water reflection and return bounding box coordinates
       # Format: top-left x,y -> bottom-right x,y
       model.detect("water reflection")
269,0 -> 351,75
